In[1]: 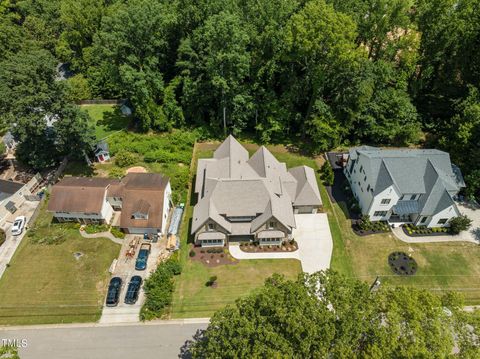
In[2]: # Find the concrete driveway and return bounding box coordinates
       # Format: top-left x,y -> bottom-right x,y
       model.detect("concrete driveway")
457,201 -> 480,243
293,213 -> 333,274
0,200 -> 40,279
99,235 -> 170,324
230,213 -> 333,274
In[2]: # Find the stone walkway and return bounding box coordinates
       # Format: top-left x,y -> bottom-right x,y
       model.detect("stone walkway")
79,230 -> 124,244
392,227 -> 478,244
391,200 -> 480,245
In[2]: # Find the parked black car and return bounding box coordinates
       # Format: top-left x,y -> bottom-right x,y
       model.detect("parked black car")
124,275 -> 143,304
135,243 -> 151,271
106,277 -> 122,307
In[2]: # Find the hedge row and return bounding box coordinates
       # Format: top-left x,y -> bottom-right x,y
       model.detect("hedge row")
140,258 -> 182,320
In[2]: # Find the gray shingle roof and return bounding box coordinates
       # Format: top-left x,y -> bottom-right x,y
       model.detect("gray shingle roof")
349,146 -> 464,216
192,137 -> 321,235
288,166 -> 322,206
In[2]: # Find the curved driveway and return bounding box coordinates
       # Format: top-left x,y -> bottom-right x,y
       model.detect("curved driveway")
230,213 -> 333,274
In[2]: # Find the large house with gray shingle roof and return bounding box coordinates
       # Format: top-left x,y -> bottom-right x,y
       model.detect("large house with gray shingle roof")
192,136 -> 322,247
344,146 -> 465,227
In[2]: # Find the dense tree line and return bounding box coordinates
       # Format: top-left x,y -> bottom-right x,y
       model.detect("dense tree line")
0,0 -> 479,198
186,271 -> 479,357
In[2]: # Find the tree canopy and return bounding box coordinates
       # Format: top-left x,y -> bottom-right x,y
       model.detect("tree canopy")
187,271 -> 479,358
0,0 -> 479,197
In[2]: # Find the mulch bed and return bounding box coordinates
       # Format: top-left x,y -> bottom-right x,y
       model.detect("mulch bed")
401,225 -> 452,238
352,220 -> 391,236
388,251 -> 418,276
239,242 -> 298,253
189,246 -> 238,267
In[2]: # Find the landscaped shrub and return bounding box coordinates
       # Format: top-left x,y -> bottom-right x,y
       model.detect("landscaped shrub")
115,150 -> 137,167
108,166 -> 125,178
206,275 -> 218,287
319,161 -> 334,186
140,258 -> 182,320
83,224 -> 109,234
110,227 -> 125,239
358,215 -> 373,231
449,215 -> 472,235
189,249 -> 196,257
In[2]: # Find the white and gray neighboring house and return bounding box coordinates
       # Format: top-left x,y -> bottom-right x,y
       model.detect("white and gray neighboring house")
192,135 -> 322,247
344,146 -> 465,227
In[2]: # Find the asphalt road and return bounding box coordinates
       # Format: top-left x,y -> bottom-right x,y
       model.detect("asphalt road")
0,321 -> 208,359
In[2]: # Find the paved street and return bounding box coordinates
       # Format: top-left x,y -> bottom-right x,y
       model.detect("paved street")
0,321 -> 208,359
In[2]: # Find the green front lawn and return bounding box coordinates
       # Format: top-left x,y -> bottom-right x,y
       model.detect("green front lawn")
0,202 -> 120,325
323,179 -> 480,304
81,104 -> 131,140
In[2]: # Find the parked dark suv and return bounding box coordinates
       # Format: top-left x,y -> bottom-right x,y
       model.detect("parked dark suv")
106,277 -> 122,307
124,276 -> 143,304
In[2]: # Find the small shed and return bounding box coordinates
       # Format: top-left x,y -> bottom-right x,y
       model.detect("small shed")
94,141 -> 110,163
120,104 -> 132,116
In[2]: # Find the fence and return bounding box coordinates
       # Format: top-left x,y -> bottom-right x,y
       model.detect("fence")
75,99 -> 127,105
27,196 -> 46,227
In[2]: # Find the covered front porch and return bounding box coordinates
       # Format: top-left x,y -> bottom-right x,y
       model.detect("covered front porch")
256,230 -> 288,246
197,232 -> 226,247
388,201 -> 418,226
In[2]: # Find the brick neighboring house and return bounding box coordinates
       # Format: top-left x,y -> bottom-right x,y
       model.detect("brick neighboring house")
191,135 -> 322,247
344,146 -> 465,227
48,173 -> 172,235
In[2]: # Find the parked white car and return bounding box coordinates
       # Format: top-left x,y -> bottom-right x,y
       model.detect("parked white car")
11,216 -> 26,236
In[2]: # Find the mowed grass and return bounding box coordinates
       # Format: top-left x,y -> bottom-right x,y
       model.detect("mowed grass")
0,203 -> 120,325
324,182 -> 480,304
171,255 -> 301,318
81,104 -> 131,140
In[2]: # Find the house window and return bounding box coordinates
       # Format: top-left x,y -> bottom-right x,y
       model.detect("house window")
207,223 -> 216,231
399,195 -> 405,200
364,176 -> 367,181
367,184 -> 370,192
381,199 -> 391,205
438,218 -> 449,225
268,221 -> 276,229
420,216 -> 428,223
373,211 -> 388,217
359,165 -> 363,172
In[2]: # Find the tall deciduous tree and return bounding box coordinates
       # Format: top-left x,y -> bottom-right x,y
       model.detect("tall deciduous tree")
56,0 -> 108,72
188,271 -> 478,357
177,11 -> 252,134
91,0 -> 178,131
0,47 -> 95,169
